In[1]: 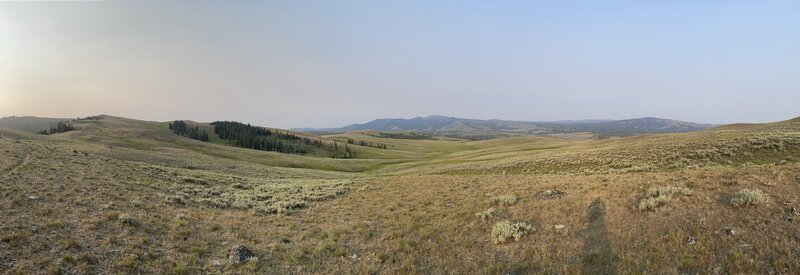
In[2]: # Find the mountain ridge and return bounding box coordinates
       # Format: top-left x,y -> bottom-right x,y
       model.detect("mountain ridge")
293,115 -> 717,138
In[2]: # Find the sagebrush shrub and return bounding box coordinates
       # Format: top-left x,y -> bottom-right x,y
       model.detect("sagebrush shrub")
638,186 -> 692,211
118,213 -> 134,225
490,195 -> 518,206
491,220 -> 533,244
475,208 -> 498,221
730,189 -> 766,207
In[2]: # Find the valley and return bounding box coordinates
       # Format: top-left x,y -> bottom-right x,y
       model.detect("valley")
1,115 -> 800,273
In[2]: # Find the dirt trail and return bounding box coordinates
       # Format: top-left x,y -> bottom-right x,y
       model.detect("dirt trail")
1,149 -> 30,179
580,198 -> 618,275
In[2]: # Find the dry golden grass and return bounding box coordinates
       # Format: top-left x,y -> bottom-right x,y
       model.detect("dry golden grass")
2,116 -> 800,273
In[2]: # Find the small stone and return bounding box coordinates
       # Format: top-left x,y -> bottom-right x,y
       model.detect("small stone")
554,224 -> 565,230
27,196 -> 37,200
688,236 -> 697,244
211,260 -> 222,266
350,253 -> 359,259
229,245 -> 254,265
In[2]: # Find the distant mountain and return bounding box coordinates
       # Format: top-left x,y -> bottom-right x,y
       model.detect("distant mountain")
540,117 -> 717,136
294,115 -> 717,139
294,115 -> 576,140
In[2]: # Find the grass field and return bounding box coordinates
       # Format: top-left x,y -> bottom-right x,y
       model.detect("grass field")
2,115 -> 800,274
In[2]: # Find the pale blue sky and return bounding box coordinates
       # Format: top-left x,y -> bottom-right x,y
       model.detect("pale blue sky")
1,1 -> 798,128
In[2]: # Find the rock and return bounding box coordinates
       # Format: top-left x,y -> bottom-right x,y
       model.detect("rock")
776,159 -> 788,166
211,260 -> 222,266
27,196 -> 37,200
725,228 -> 734,236
554,224 -> 565,230
229,245 -> 254,265
688,236 -> 697,244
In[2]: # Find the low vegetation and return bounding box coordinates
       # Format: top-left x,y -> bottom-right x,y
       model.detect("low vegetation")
475,207 -> 499,221
491,220 -> 534,244
490,194 -> 518,206
638,186 -> 692,211
730,189 -> 767,207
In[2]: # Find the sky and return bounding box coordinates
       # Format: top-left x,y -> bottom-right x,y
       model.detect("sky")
1,1 -> 799,128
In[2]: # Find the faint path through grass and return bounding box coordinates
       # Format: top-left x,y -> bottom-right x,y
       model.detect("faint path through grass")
1,148 -> 29,179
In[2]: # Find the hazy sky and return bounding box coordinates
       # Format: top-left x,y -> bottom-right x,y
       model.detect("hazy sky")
1,1 -> 799,128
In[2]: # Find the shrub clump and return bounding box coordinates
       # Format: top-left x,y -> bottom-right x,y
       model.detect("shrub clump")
475,208 -> 498,221
118,213 -> 135,225
730,189 -> 766,207
491,220 -> 534,244
490,195 -> 518,206
638,186 -> 692,211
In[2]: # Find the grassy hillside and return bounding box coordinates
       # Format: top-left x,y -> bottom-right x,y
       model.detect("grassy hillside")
2,115 -> 800,273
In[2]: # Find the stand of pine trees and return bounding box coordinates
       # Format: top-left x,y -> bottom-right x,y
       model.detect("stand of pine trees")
169,121 -> 210,142
211,121 -> 355,158
346,138 -> 388,149
38,121 -> 75,135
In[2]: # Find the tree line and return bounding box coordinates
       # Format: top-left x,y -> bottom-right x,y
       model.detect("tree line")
38,121 -> 75,135
169,121 -> 210,142
77,116 -> 102,121
211,121 -> 355,158
365,132 -> 433,140
347,138 -> 388,149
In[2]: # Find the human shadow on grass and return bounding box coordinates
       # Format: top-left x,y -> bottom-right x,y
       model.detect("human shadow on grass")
580,198 -> 618,275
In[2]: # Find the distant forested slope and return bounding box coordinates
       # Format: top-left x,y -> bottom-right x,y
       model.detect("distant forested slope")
211,121 -> 355,158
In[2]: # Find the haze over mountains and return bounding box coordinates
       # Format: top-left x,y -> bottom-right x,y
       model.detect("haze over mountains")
294,115 -> 717,139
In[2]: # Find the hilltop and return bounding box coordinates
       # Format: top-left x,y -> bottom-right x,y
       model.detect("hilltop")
295,115 -> 716,139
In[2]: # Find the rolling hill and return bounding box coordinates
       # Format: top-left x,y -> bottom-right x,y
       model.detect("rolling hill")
541,117 -> 717,136
2,114 -> 800,274
295,115 -> 716,138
